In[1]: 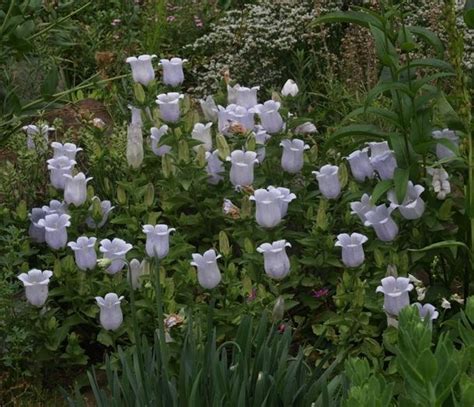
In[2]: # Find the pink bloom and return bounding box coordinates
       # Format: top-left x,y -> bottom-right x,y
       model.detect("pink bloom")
311,288 -> 329,298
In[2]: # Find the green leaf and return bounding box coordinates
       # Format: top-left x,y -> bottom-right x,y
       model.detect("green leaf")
398,58 -> 454,74
416,349 -> 438,382
464,0 -> 474,28
408,240 -> 470,254
407,26 -> 444,58
369,24 -> 398,67
41,66 -> 59,97
364,81 -> 412,109
394,168 -> 409,203
325,124 -> 389,149
371,180 -> 393,204
313,11 -> 384,30
344,107 -> 402,129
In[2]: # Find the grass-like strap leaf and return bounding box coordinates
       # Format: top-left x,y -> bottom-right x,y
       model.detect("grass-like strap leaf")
406,26 -> 444,58
325,124 -> 390,150
365,81 -> 413,110
393,168 -> 409,204
408,240 -> 470,254
313,11 -> 383,30
371,180 -> 393,204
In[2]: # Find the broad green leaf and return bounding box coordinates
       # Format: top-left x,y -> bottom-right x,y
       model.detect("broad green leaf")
325,124 -> 389,149
371,180 -> 393,204
398,58 -> 454,75
41,66 -> 59,97
344,106 -> 402,129
364,81 -> 413,109
394,168 -> 409,203
313,11 -> 384,30
407,26 -> 444,58
464,0 -> 474,28
369,24 -> 398,68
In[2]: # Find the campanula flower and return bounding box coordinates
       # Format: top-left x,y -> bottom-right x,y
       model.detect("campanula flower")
217,105 -> 255,135
230,84 -> 259,108
23,124 -> 53,151
199,95 -> 218,122
376,276 -> 413,316
313,165 -> 341,199
99,238 -> 133,275
126,124 -> 144,168
150,125 -> 171,156
257,240 -> 291,280
143,224 -> 175,259
350,193 -> 375,223
346,148 -> 374,181
254,100 -> 284,133
254,125 -> 271,163
86,198 -> 114,229
413,303 -> 439,327
364,204 -> 398,242
68,236 -> 97,271
190,249 -> 222,289
160,57 -> 187,86
227,150 -> 258,187
96,293 -> 124,331
51,142 -> 82,160
63,172 -> 92,207
432,128 -> 459,160
42,199 -> 68,216
18,269 -> 53,307
47,156 -> 76,190
29,208 -> 47,243
370,150 -> 397,180
156,92 -> 184,123
192,122 -> 213,152
250,188 -> 284,228
294,122 -> 317,134
126,54 -> 157,86
127,259 -> 148,289
427,167 -> 450,200
388,181 -> 425,220
267,186 -> 296,217
335,233 -> 368,268
281,79 -> 299,97
280,139 -> 309,173
206,150 -> 225,184
37,214 -> 71,250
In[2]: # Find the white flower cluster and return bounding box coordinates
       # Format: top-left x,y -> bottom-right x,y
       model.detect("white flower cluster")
185,0 -> 316,95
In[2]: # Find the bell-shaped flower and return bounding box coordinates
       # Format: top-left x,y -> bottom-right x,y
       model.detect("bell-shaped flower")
99,238 -> 133,275
432,128 -> 458,160
368,141 -> 390,158
150,125 -> 171,156
294,122 -> 317,134
280,139 -> 309,174
206,150 -> 225,184
257,240 -> 291,280
267,186 -> 296,217
227,150 -> 258,187
190,249 -> 222,289
126,54 -> 156,86
413,303 -> 439,327
156,92 -> 184,123
364,204 -> 398,242
127,259 -> 148,290
388,181 -> 425,220
143,224 -> 176,258
128,105 -> 143,126
281,79 -> 299,97
370,150 -> 397,180
37,214 -> 71,250
250,188 -> 284,228
313,165 -> 341,199
126,124 -> 144,168
86,198 -> 114,229
335,233 -> 368,268
18,269 -> 53,307
254,100 -> 284,134
68,236 -> 97,271
47,156 -> 76,190
95,293 -> 124,331
200,95 -> 218,122
42,199 -> 69,216
23,124 -> 53,151
63,172 -> 93,207
29,208 -> 47,243
51,142 -> 82,160
254,125 -> 271,163
160,57 -> 187,86
376,276 -> 413,316
346,148 -> 374,181
350,193 -> 375,223
231,84 -> 259,109
217,105 -> 255,135
427,167 -> 450,200
192,122 -> 213,152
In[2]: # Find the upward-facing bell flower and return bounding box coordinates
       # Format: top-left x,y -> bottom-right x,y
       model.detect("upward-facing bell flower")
370,150 -> 397,180
217,105 -> 255,135
86,198 -> 114,229
388,181 -> 425,220
200,95 -> 218,122
254,125 -> 271,163
432,128 -> 459,160
250,188 -> 283,228
206,150 -> 225,184
18,269 -> 53,307
47,156 -> 76,190
127,259 -> 148,290
227,150 -> 258,187
376,276 -> 413,316
126,124 -> 144,168
37,213 -> 71,250
254,100 -> 284,134
63,172 -> 92,207
350,193 -> 375,223
96,293 -> 124,331
190,249 -> 222,289
99,238 -> 133,275
346,148 -> 374,181
68,236 -> 97,271
29,208 -> 47,243
150,125 -> 171,156
313,165 -> 341,199
368,141 -> 390,158
126,54 -> 157,86
294,122 -> 317,134
156,92 -> 184,123
192,122 -> 213,152
281,79 -> 299,97
232,84 -> 259,109
335,233 -> 368,268
257,240 -> 291,280
267,186 -> 296,217
280,139 -> 309,174
364,204 -> 398,242
413,303 -> 439,327
143,224 -> 175,259
23,124 -> 53,151
160,57 -> 187,86
42,199 -> 68,216
51,142 -> 82,160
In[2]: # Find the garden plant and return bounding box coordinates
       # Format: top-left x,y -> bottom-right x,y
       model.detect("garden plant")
0,0 -> 473,405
